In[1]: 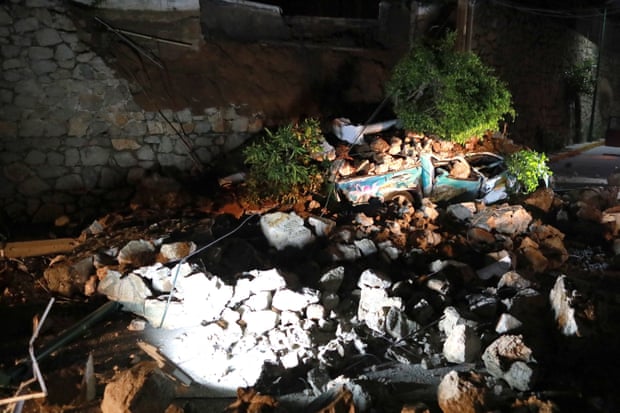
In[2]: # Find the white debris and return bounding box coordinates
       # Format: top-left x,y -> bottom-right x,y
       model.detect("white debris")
127,319 -> 147,331
133,263 -> 172,293
443,324 -> 481,363
272,288 -> 320,312
358,268 -> 393,289
242,310 -> 279,335
307,215 -> 336,237
427,277 -> 450,295
306,303 -> 326,320
280,350 -> 299,369
260,212 -> 315,250
549,275 -> 582,336
495,313 -> 523,334
354,238 -> 378,256
97,270 -> 152,315
357,287 -> 403,333
244,290 -> 272,311
332,117 -> 399,145
181,273 -> 233,323
247,268 -> 287,293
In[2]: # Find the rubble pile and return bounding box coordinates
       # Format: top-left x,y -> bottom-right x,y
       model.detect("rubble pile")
29,181 -> 619,412
3,133 -> 620,413
331,132 -> 518,180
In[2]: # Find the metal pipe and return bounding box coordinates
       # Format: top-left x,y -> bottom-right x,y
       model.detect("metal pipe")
588,8 -> 606,142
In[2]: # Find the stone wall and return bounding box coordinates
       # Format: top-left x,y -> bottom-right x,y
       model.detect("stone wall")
472,2 -> 616,149
0,0 -> 261,224
2,0 -> 619,225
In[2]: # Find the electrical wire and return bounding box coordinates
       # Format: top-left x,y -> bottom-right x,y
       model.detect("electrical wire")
158,213 -> 258,328
490,0 -> 620,19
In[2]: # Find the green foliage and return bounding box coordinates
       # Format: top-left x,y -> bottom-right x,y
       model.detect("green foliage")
564,58 -> 595,96
505,150 -> 553,194
242,118 -> 327,205
386,32 -> 515,143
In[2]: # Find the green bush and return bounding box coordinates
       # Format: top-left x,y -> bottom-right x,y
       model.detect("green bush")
386,32 -> 515,143
242,118 -> 327,205
505,149 -> 553,194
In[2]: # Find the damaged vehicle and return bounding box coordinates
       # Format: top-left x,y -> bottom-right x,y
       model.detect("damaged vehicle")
335,152 -> 512,206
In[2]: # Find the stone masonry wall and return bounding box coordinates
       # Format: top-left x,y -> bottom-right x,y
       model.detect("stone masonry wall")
0,0 -> 261,224
471,2 -> 617,149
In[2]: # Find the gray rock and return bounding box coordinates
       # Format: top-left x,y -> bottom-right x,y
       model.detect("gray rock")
35,28 -> 62,46
482,334 -> 536,391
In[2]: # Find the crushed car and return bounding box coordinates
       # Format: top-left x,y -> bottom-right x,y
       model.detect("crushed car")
335,151 -> 512,206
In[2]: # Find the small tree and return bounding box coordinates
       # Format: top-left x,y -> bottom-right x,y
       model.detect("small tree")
387,32 -> 515,143
505,149 -> 553,194
242,118 -> 328,205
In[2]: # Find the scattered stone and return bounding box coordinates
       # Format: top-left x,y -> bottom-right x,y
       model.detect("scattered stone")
260,212 -> 315,250
443,324 -> 481,363
100,361 -> 175,413
524,187 -> 555,213
495,313 -> 523,334
118,239 -> 157,268
437,370 -> 489,413
549,275 -> 593,337
482,334 -> 536,391
471,205 -> 532,235
476,250 -> 512,280
157,241 -> 196,263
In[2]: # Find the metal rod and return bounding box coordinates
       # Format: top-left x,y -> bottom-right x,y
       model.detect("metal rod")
110,27 -> 194,48
588,8 -> 606,142
94,16 -> 164,69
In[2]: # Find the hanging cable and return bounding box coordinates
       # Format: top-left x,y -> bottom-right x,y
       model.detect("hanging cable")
158,213 -> 257,328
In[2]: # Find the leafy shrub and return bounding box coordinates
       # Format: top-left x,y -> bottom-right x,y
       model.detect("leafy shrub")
505,149 -> 553,194
563,58 -> 595,96
386,32 -> 515,143
242,118 -> 328,205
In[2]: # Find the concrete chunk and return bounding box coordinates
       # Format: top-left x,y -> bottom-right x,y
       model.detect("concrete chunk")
260,212 -> 315,250
443,324 -> 481,363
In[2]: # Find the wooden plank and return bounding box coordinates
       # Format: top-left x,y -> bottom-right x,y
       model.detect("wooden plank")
1,238 -> 80,258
